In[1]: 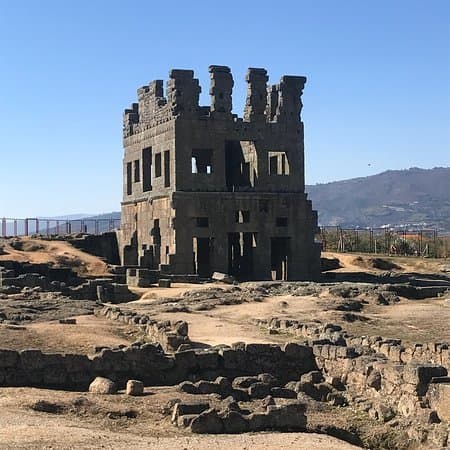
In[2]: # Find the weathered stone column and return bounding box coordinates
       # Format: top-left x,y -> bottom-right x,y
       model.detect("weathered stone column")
244,67 -> 268,122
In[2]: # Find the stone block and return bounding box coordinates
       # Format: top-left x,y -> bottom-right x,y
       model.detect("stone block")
220,348 -> 246,370
300,370 -> 323,384
196,351 -> 219,370
89,377 -> 117,394
403,363 -> 447,386
172,402 -> 210,423
221,410 -> 249,433
270,387 -> 297,398
428,382 -> 450,422
126,379 -> 144,396
283,342 -> 312,360
20,349 -> 45,371
248,382 -> 271,399
158,279 -> 171,288
265,403 -> 307,430
0,349 -> 19,368
195,380 -> 221,394
190,408 -> 224,434
232,376 -> 259,389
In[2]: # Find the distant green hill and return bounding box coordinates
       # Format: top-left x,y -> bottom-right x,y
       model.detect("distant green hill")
306,167 -> 450,231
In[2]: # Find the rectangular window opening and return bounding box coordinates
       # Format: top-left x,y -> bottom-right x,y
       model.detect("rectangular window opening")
155,153 -> 162,177
276,217 -> 288,227
192,149 -> 213,174
164,150 -> 170,187
126,162 -> 132,195
133,159 -> 140,182
268,151 -> 290,175
195,217 -> 209,228
142,147 -> 152,191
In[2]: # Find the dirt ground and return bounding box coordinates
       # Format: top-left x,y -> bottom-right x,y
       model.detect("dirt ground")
0,315 -> 141,354
0,386 -> 363,449
0,237 -> 109,276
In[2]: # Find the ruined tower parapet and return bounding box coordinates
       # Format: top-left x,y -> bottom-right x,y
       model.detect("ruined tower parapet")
244,68 -> 268,122
166,69 -> 201,117
138,80 -> 165,124
208,65 -> 233,117
123,67 -> 308,138
274,75 -> 307,124
123,103 -> 139,138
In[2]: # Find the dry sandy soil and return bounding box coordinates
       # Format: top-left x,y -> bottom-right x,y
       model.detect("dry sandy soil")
0,386 -> 363,449
0,237 -> 108,276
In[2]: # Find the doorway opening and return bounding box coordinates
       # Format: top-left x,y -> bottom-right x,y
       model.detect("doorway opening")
271,237 -> 290,280
193,237 -> 212,277
228,232 -> 256,279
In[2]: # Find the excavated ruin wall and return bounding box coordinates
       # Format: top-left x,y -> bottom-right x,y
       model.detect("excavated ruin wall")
258,318 -> 450,424
94,305 -> 190,352
0,342 -> 317,391
257,318 -> 450,371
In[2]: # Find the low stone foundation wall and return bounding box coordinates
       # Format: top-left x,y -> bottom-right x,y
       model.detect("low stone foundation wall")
95,305 -> 190,352
256,317 -> 450,426
0,341 -> 317,391
256,317 -> 450,371
0,261 -> 136,303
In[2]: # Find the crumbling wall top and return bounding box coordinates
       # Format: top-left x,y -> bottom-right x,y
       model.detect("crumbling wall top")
123,66 -> 307,138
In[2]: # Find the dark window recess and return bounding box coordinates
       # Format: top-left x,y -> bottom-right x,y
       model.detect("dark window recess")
134,159 -> 140,182
225,140 -> 257,191
276,217 -> 288,227
164,150 -> 170,187
142,147 -> 152,191
259,200 -> 269,213
196,217 -> 209,227
192,149 -> 213,174
126,162 -> 132,195
155,153 -> 162,177
235,210 -> 250,223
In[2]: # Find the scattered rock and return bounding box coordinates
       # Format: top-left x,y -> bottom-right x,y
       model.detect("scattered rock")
212,272 -> 235,284
59,318 -> 76,324
88,377 -> 117,395
31,400 -> 64,414
126,379 -> 144,396
190,408 -> 224,434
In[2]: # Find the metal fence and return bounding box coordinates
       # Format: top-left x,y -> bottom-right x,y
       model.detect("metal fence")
2,218 -> 449,259
318,227 -> 449,259
1,217 -> 121,237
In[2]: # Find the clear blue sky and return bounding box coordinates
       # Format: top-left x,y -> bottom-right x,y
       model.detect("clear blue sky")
1,0 -> 449,217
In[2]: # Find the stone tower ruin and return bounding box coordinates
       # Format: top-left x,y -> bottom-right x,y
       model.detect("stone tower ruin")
119,66 -> 320,280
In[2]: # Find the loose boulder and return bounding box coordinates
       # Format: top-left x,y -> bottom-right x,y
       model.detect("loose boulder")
126,379 -> 144,396
88,377 -> 117,394
190,408 -> 224,434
